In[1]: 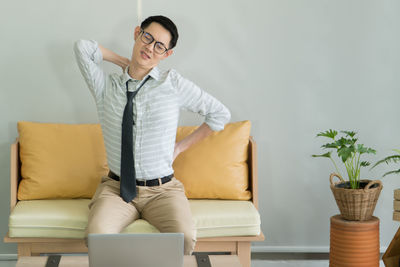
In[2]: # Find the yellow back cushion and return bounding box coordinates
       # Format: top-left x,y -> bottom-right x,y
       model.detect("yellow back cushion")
173,121 -> 252,200
17,121 -> 252,200
17,122 -> 108,200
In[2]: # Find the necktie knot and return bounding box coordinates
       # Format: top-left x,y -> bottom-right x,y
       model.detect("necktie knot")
126,81 -> 136,101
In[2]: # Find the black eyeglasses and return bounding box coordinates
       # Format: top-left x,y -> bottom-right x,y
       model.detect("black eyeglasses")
139,29 -> 169,55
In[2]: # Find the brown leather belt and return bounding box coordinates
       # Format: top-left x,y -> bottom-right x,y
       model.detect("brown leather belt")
108,171 -> 173,186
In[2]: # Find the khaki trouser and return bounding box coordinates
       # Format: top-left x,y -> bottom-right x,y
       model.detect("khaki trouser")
85,175 -> 197,255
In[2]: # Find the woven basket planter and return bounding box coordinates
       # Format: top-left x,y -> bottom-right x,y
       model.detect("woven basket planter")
330,173 -> 382,221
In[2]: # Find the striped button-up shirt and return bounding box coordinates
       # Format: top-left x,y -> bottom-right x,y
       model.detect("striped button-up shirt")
73,40 -> 231,180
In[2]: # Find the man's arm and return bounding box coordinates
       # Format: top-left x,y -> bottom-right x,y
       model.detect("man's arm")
98,45 -> 130,71
172,70 -> 231,133
172,70 -> 231,161
173,123 -> 212,161
73,40 -> 107,101
74,40 -> 130,101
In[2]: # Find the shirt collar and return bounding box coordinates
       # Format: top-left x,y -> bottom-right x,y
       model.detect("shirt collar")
122,66 -> 160,84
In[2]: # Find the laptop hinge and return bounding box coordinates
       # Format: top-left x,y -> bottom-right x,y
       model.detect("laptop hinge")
195,253 -> 212,267
45,255 -> 61,267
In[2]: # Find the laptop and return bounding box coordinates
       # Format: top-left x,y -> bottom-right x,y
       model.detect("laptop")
88,233 -> 184,267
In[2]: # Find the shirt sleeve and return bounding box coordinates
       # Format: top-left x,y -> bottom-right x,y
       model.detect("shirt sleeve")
73,39 -> 106,103
172,70 -> 231,131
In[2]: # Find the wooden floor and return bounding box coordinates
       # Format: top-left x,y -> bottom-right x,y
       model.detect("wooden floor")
0,259 -> 385,267
0,253 -> 384,267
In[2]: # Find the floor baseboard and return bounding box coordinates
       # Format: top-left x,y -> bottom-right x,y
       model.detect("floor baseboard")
0,254 -> 17,261
251,246 -> 330,253
251,246 -> 388,254
252,252 -> 330,260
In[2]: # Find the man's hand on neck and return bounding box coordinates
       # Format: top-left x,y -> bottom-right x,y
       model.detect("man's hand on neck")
98,45 -> 130,72
97,44 -> 152,81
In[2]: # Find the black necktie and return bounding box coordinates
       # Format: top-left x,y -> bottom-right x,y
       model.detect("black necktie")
120,76 -> 151,203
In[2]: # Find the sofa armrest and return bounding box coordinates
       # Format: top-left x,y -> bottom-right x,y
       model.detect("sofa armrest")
10,138 -> 20,212
248,136 -> 258,210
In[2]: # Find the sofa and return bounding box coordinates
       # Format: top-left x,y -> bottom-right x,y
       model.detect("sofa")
3,120 -> 264,267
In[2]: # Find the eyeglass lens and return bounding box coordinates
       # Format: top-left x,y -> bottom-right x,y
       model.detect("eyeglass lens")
141,30 -> 168,54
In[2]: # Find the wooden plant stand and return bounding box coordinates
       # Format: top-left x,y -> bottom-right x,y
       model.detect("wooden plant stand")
382,188 -> 400,266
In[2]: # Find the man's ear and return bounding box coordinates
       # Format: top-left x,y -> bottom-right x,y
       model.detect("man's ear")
134,26 -> 141,41
163,49 -> 173,59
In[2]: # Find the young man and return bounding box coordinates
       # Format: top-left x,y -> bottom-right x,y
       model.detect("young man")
74,15 -> 230,255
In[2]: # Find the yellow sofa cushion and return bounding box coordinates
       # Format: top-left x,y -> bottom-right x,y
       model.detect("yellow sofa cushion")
17,120 -> 252,200
9,199 -> 261,238
17,122 -> 109,200
173,121 -> 252,200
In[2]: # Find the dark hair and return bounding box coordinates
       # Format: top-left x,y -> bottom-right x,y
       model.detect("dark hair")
141,15 -> 179,49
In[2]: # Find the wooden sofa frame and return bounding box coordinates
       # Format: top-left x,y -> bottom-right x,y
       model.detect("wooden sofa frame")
4,136 -> 264,267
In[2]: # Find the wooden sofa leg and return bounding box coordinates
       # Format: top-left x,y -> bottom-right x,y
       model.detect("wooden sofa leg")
18,244 -> 32,257
237,241 -> 251,267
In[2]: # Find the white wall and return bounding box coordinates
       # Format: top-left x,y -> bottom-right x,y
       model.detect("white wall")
1,0 -> 400,255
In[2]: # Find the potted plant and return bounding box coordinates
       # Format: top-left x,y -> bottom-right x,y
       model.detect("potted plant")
312,129 -> 382,221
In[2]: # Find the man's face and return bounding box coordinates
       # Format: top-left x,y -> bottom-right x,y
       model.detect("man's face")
132,22 -> 173,70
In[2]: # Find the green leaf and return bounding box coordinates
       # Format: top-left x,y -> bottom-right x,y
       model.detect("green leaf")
335,138 -> 346,146
321,143 -> 338,149
357,144 -> 376,155
336,137 -> 354,146
371,155 -> 400,169
357,144 -> 368,154
312,152 -> 332,158
341,131 -> 357,138
386,155 -> 400,163
393,149 -> 400,154
383,169 -> 400,177
338,146 -> 354,162
316,129 -> 337,139
360,161 -> 370,167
